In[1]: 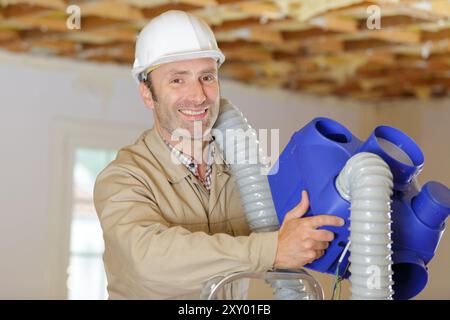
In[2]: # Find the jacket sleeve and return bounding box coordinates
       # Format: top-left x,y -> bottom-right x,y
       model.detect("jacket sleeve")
93,164 -> 279,298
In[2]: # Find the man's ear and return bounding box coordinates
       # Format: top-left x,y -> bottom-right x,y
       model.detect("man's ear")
139,82 -> 155,110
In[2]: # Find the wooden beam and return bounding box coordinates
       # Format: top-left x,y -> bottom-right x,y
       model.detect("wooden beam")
191,6 -> 253,27
355,66 -> 388,78
309,16 -> 359,33
282,28 -> 339,41
16,29 -> 61,41
213,17 -> 262,31
6,15 -> 68,32
237,1 -> 281,19
266,18 -> 309,31
312,0 -> 376,18
356,14 -> 433,29
391,40 -> 450,56
371,85 -> 413,99
140,3 -> 203,19
79,1 -> 144,20
0,3 -> 50,18
218,40 -> 260,50
249,25 -> 283,44
292,57 -> 318,72
216,0 -> 248,4
343,38 -> 392,51
77,44 -> 134,61
62,28 -> 137,44
0,0 -> 66,10
364,50 -> 397,64
269,40 -> 303,54
81,41 -> 130,51
427,54 -> 450,69
422,28 -> 450,42
306,37 -> 345,54
215,26 -> 283,45
412,85 -> 432,100
90,29 -> 136,42
0,29 -> 19,42
365,28 -> 422,44
302,83 -> 336,94
253,76 -> 287,88
222,46 -> 272,62
80,16 -> 132,32
359,77 -> 392,91
220,62 -> 256,81
272,50 -> 308,62
289,0 -> 370,22
251,61 -> 294,77
0,38 -> 29,52
395,54 -> 450,70
293,71 -> 340,82
215,25 -> 283,44
410,0 -> 450,18
390,69 -> 432,83
178,0 -> 217,6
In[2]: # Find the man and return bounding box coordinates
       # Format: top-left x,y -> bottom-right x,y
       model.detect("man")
93,10 -> 344,299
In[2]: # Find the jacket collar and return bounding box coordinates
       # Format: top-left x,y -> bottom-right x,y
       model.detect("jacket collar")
144,127 -> 230,184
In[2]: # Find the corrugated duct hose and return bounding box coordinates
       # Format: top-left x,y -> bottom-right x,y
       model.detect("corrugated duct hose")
210,99 -> 395,300
335,152 -> 395,300
211,98 -> 316,300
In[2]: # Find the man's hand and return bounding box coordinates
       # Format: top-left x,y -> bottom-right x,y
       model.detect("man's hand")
273,190 -> 345,269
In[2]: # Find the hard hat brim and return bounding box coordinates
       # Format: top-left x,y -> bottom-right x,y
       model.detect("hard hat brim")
132,49 -> 225,84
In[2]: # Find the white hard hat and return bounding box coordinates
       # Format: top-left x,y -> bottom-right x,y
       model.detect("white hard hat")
132,10 -> 225,84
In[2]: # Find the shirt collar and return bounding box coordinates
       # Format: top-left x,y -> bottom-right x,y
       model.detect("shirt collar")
162,136 -> 216,169
144,127 -> 229,184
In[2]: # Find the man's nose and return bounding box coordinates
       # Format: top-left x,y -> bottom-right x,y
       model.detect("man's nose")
187,80 -> 207,105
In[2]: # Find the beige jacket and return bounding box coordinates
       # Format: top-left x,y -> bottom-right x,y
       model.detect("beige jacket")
93,126 -> 278,299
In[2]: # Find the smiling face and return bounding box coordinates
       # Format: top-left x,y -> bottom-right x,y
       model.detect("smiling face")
139,58 -> 220,141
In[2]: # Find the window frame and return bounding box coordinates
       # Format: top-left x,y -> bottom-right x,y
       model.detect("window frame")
46,119 -> 146,299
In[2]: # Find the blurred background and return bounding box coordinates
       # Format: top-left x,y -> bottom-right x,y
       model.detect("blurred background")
0,0 -> 449,299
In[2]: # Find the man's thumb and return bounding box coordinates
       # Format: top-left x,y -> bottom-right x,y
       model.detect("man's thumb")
285,190 -> 310,221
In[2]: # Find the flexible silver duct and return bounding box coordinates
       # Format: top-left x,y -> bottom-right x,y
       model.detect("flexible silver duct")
212,99 -> 313,299
335,152 -> 395,300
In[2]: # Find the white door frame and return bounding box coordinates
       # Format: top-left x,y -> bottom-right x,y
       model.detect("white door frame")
46,119 -> 147,299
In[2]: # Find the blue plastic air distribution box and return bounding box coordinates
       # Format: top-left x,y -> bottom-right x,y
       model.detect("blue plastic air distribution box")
268,117 -> 450,300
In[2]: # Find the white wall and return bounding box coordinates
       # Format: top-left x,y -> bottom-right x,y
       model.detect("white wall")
0,51 -> 149,299
0,50 -> 448,299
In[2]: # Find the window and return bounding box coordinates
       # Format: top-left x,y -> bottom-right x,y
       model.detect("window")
47,121 -> 144,299
67,148 -> 116,300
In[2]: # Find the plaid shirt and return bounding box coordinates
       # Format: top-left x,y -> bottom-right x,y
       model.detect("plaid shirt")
163,138 -> 215,193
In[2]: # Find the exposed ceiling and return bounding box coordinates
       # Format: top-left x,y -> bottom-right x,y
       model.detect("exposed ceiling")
1,0 -> 450,100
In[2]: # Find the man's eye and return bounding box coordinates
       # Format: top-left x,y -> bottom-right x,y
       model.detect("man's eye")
171,78 -> 183,84
202,75 -> 216,82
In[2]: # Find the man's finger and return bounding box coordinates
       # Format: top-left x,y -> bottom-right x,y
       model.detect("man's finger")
306,214 -> 345,229
309,230 -> 335,242
284,190 -> 310,221
316,250 -> 325,259
311,241 -> 329,250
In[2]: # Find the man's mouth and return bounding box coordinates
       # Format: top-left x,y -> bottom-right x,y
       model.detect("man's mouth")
178,107 -> 209,120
